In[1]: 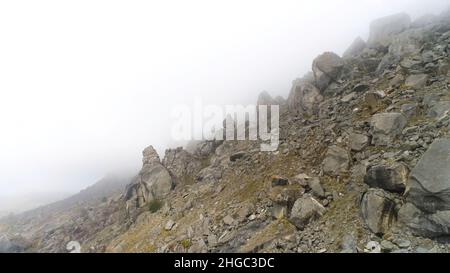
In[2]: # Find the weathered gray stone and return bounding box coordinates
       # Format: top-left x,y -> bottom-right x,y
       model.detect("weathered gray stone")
360,189 -> 397,235
405,74 -> 428,89
289,196 -> 326,229
312,52 -> 344,91
364,163 -> 409,193
322,145 -> 350,175
398,202 -> 450,237
350,133 -> 370,151
371,113 -> 407,146
407,138 -> 450,213
427,101 -> 450,119
307,177 -> 325,198
401,103 -> 418,118
287,81 -> 324,116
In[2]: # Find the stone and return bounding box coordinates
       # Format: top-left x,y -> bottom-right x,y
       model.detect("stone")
368,13 -> 411,48
312,52 -> 344,91
407,138 -> 450,213
381,240 -> 397,252
340,234 -> 357,253
343,37 -> 366,59
289,196 -> 326,229
371,113 -> 407,146
223,215 -> 235,226
165,220 -> 176,231
364,241 -> 381,253
272,204 -> 288,220
341,92 -> 357,103
364,163 -> 409,194
352,83 -> 370,93
360,189 -> 397,235
163,147 -> 202,187
398,202 -> 450,237
389,74 -> 405,87
230,151 -> 248,162
124,146 -> 174,209
365,91 -> 385,110
427,101 -> 450,119
307,177 -> 325,198
322,145 -> 350,175
405,74 -> 428,89
350,133 -> 370,151
401,103 -> 418,118
287,81 -> 324,116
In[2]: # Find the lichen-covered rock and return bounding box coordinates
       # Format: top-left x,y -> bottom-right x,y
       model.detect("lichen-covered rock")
289,196 -> 326,230
364,163 -> 409,194
312,52 -> 344,91
370,113 -> 407,146
360,189 -> 398,235
322,145 -> 350,175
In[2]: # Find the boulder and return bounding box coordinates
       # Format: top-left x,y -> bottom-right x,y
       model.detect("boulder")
398,202 -> 450,237
364,163 -> 409,193
405,74 -> 428,89
401,103 -> 418,118
360,189 -> 397,235
368,13 -> 411,48
371,113 -> 407,146
322,145 -> 350,175
343,37 -> 366,59
307,177 -> 325,198
287,81 -> 323,116
350,133 -> 369,151
312,52 -> 344,91
427,101 -> 450,119
289,196 -> 326,229
407,138 -> 450,213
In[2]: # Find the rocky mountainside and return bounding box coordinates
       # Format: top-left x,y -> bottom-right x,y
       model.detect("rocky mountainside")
2,10 -> 450,253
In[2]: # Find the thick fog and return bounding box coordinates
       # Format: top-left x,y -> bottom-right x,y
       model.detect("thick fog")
0,0 -> 448,214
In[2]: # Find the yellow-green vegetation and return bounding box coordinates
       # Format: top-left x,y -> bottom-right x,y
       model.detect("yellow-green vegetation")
180,239 -> 191,251
148,199 -> 163,213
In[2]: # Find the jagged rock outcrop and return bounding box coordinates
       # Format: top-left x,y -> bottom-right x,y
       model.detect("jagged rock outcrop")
343,37 -> 366,59
162,147 -> 202,187
368,13 -> 411,48
125,146 -> 173,210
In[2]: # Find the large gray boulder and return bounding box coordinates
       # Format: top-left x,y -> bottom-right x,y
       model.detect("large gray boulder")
289,195 -> 326,230
427,101 -> 450,119
322,145 -> 350,176
399,202 -> 450,237
399,138 -> 450,237
370,113 -> 407,146
364,163 -> 409,194
287,80 -> 323,116
407,138 -> 450,213
360,189 -> 398,235
368,13 -> 411,48
312,52 -> 344,91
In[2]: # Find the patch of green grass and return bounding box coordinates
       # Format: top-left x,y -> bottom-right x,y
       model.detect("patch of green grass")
180,239 -> 191,251
148,199 -> 163,213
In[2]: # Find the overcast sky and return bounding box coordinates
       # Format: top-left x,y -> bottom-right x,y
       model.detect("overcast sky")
0,0 -> 448,211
